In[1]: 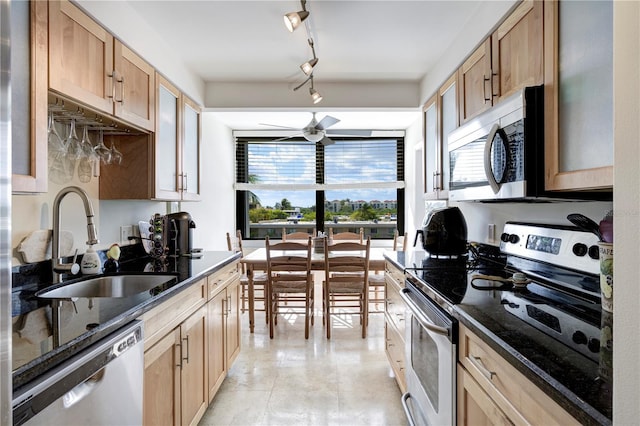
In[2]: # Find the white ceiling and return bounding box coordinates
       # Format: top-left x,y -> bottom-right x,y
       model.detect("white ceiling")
113,1 -> 494,131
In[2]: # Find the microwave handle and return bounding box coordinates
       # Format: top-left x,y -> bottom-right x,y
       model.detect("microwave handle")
483,123 -> 502,194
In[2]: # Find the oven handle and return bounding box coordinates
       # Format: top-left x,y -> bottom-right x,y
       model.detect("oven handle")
400,288 -> 449,336
401,392 -> 417,426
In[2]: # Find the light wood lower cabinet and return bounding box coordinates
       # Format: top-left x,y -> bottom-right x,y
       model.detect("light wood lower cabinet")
384,261 -> 406,392
207,264 -> 241,400
457,324 -> 579,425
141,261 -> 241,426
143,304 -> 207,426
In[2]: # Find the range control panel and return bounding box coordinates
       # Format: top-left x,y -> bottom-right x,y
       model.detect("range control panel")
500,222 -> 600,275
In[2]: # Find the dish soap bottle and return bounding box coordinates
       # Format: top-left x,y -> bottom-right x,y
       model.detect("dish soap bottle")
81,245 -> 102,275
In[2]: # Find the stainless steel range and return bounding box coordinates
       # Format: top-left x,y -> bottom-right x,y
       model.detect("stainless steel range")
400,222 -> 610,425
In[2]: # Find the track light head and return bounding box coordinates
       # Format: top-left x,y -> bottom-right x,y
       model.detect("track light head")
300,58 -> 318,76
310,87 -> 323,104
284,1 -> 309,32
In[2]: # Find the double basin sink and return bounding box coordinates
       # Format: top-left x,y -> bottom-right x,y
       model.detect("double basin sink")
36,274 -> 177,299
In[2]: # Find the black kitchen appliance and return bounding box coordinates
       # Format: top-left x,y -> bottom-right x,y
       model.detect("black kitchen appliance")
166,212 -> 197,257
413,206 -> 468,255
401,222 -> 611,425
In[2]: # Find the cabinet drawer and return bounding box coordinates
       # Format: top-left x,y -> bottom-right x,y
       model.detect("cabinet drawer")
385,277 -> 406,335
385,322 -> 406,392
141,279 -> 206,350
384,261 -> 404,286
207,262 -> 240,299
459,324 -> 579,425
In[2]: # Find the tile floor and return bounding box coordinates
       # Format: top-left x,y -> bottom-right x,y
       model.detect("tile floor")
199,302 -> 406,426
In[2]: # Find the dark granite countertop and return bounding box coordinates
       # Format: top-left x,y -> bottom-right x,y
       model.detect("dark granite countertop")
12,249 -> 241,391
383,249 -> 612,425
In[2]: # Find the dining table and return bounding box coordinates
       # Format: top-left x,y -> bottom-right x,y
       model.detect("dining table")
240,246 -> 388,333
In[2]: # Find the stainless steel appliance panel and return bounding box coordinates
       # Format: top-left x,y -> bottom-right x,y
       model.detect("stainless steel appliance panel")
12,321 -> 144,426
1,0 -> 12,422
401,283 -> 457,426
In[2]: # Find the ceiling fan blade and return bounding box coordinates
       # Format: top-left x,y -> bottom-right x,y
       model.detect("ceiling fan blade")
271,134 -> 302,142
316,115 -> 340,130
326,129 -> 373,136
259,123 -> 302,130
320,136 -> 335,145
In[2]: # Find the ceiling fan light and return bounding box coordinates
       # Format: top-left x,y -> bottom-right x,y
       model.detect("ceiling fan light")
284,10 -> 309,32
300,58 -> 318,76
310,88 -> 323,104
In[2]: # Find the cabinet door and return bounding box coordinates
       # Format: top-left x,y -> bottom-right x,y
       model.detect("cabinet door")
423,95 -> 438,197
181,96 -> 201,201
48,0 -> 114,114
543,0 -> 613,190
144,328 -> 181,426
225,278 -> 241,366
457,365 -> 512,426
207,290 -> 226,401
113,40 -> 155,131
439,74 -> 457,195
155,74 -> 181,200
491,0 -> 543,101
12,0 -> 47,193
180,306 -> 208,426
458,39 -> 492,124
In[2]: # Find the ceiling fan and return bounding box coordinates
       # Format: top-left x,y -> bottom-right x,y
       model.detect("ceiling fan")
259,113 -> 372,145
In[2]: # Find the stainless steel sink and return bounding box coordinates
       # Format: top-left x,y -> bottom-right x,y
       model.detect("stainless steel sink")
36,274 -> 176,299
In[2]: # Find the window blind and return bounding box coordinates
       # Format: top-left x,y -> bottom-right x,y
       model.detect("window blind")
235,137 -> 405,191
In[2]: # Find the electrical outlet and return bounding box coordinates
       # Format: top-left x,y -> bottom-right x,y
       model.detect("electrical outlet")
120,225 -> 134,242
488,223 -> 496,243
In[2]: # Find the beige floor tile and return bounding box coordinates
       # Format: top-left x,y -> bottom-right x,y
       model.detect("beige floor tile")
200,309 -> 405,426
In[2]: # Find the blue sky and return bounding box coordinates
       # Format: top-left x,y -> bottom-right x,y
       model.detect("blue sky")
247,139 -> 398,208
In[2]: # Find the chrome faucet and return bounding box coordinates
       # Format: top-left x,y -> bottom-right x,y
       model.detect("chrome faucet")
52,186 -> 99,284
51,186 -> 99,348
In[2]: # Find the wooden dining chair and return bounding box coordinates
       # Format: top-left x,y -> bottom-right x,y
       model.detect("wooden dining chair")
329,227 -> 364,243
368,230 -> 408,312
323,236 -> 370,339
227,230 -> 268,316
265,236 -> 314,339
282,229 -> 316,241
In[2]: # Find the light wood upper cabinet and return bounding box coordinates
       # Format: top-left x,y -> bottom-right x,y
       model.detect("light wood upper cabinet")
423,73 -> 457,199
154,74 -> 201,201
458,0 -> 543,124
48,0 -> 155,131
543,0 -> 613,191
458,38 -> 492,124
12,0 -> 48,193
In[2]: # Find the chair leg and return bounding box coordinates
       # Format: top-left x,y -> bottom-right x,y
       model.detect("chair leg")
325,284 -> 331,339
269,292 -> 275,339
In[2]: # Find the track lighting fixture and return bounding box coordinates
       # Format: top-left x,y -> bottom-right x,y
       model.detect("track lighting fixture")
293,74 -> 323,104
285,0 -> 323,104
284,0 -> 309,32
300,39 -> 318,76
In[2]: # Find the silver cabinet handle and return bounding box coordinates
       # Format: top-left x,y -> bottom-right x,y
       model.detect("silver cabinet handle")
107,71 -> 116,100
483,74 -> 491,103
176,342 -> 182,369
182,336 -> 190,364
469,354 -> 496,381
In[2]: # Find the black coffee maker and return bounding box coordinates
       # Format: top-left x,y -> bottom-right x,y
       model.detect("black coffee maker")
166,212 -> 197,257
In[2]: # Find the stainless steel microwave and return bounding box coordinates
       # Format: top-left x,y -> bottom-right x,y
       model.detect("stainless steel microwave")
448,86 -> 545,201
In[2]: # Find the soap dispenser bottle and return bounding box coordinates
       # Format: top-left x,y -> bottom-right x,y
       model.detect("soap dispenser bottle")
81,245 -> 102,274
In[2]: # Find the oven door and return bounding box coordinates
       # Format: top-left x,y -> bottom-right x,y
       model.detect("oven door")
400,282 -> 457,426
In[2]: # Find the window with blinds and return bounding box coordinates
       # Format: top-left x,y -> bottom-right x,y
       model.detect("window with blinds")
235,136 -> 405,239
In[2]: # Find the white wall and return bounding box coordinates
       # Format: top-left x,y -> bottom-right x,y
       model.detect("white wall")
179,113 -> 236,251
612,1 -> 640,422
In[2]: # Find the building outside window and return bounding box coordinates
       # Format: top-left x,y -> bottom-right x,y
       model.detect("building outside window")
235,135 -> 404,240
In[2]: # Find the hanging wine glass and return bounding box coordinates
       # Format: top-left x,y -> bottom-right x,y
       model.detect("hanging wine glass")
65,119 -> 83,161
78,126 -> 97,183
110,140 -> 123,165
47,113 -> 74,184
93,129 -> 112,164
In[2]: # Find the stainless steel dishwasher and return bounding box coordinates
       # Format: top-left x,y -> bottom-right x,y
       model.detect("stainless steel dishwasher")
12,321 -> 144,426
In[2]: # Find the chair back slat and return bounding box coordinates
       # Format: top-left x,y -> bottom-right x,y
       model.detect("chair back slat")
328,227 -> 364,243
